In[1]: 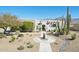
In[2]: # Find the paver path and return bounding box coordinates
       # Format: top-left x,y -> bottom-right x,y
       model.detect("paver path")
39,43 -> 52,52
33,35 -> 56,52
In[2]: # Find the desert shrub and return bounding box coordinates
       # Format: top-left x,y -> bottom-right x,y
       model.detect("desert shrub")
66,33 -> 76,40
20,21 -> 34,32
17,45 -> 24,50
26,42 -> 34,48
11,26 -> 19,32
27,44 -> 34,48
18,34 -> 24,37
9,36 -> 16,43
0,33 -> 6,39
71,34 -> 76,40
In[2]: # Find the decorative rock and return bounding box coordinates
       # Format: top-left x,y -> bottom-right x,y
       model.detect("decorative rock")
65,35 -> 72,40
0,28 -> 4,33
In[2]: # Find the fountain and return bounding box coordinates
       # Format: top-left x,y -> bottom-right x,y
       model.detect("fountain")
33,31 -> 56,52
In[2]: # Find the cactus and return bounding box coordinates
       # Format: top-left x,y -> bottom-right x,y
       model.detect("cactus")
66,7 -> 71,34
57,21 -> 60,33
61,18 -> 64,34
61,17 -> 64,29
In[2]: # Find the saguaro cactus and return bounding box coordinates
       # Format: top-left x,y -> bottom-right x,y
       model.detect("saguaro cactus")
57,20 -> 60,33
61,18 -> 64,34
66,7 -> 71,34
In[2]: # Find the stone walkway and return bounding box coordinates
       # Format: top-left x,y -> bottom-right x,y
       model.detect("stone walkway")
33,35 -> 56,52
39,43 -> 52,52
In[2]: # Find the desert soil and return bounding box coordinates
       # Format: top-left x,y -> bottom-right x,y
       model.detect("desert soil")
0,32 -> 40,52
51,31 -> 79,52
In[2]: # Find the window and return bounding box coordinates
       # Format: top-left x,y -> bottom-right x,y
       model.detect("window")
53,23 -> 56,27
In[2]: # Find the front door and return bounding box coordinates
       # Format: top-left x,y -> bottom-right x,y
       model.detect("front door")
42,25 -> 46,31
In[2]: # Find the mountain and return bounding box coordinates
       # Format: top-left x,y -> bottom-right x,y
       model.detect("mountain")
71,18 -> 79,24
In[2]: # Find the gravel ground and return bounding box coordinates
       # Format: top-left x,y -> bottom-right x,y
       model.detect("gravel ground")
51,31 -> 79,52
0,32 -> 40,52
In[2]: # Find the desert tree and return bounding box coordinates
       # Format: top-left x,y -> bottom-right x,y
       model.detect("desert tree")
0,13 -> 22,31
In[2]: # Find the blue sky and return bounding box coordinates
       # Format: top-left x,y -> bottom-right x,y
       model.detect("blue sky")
0,6 -> 79,20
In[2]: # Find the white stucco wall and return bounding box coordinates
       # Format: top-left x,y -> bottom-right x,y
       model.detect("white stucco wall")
34,20 -> 64,31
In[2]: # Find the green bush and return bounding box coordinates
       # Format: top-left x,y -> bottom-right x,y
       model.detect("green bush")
26,42 -> 34,48
11,26 -> 19,32
17,45 -> 24,50
66,34 -> 76,40
9,36 -> 16,43
27,44 -> 34,48
71,34 -> 76,40
20,21 -> 34,32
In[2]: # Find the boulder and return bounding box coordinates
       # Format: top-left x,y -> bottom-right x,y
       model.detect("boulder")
65,35 -> 72,40
0,28 -> 4,33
